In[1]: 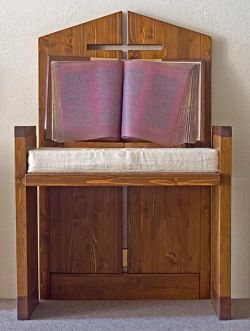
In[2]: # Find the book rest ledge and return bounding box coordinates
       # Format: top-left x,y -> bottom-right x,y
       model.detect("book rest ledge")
22,172 -> 220,187
14,125 -> 232,320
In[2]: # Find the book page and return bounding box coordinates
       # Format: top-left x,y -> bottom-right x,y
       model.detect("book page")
45,56 -> 89,140
51,60 -> 123,142
121,61 -> 199,146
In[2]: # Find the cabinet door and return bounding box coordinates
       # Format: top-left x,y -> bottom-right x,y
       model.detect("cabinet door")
50,187 -> 122,273
127,187 -> 201,273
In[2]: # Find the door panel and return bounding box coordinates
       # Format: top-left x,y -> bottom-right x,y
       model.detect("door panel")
128,187 -> 201,273
50,187 -> 122,273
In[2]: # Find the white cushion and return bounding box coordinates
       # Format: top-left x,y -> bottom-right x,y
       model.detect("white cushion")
27,148 -> 218,173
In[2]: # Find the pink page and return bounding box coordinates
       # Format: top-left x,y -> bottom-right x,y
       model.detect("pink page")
52,60 -> 124,142
121,61 -> 196,146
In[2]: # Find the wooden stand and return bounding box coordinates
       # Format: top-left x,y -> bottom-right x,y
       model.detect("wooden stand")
15,11 -> 232,320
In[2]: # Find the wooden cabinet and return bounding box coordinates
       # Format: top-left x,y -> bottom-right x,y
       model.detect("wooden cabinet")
14,11 -> 231,320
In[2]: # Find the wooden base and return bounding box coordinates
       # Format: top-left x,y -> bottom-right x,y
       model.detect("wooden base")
14,126 -> 232,320
51,273 -> 200,300
211,285 -> 231,320
17,290 -> 38,320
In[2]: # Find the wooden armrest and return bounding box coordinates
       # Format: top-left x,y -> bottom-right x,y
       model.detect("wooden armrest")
15,126 -> 37,178
212,126 -> 232,173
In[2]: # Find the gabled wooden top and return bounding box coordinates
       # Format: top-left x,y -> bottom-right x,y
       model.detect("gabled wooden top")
39,11 -> 212,147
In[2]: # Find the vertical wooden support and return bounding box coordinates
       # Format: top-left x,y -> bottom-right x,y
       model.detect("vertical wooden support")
211,126 -> 232,320
15,126 -> 38,320
199,187 -> 211,299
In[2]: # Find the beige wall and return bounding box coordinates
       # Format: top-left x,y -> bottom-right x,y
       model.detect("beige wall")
0,0 -> 250,298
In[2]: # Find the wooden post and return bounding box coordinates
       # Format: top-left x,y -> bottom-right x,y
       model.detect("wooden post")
211,126 -> 232,320
15,126 -> 38,320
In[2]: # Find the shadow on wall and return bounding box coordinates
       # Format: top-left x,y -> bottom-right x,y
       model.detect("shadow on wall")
213,36 -> 250,298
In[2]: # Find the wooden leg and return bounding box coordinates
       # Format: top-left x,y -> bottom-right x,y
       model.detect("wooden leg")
211,184 -> 231,320
16,186 -> 38,320
211,126 -> 232,320
15,126 -> 38,320
39,187 -> 51,299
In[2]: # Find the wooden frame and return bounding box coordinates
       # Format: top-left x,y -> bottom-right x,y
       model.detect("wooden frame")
14,11 -> 232,320
211,126 -> 232,320
15,127 -> 38,320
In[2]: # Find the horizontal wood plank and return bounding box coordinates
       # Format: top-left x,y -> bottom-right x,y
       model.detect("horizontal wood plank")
24,173 -> 220,187
51,273 -> 200,299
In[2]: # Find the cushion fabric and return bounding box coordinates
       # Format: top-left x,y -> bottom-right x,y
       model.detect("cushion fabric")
28,148 -> 218,173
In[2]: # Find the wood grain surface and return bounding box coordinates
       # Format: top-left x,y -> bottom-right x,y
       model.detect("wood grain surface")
35,11 -> 214,308
127,187 -> 201,273
24,172 -> 220,187
211,126 -> 232,319
49,187 -> 122,273
38,11 -> 123,298
51,273 -> 200,299
15,127 -> 38,319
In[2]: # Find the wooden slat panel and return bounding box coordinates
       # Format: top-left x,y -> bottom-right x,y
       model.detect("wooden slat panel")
177,29 -> 201,59
128,187 -> 200,273
128,11 -> 158,45
51,273 -> 200,299
49,187 -> 122,273
24,173 -> 220,187
128,50 -> 165,60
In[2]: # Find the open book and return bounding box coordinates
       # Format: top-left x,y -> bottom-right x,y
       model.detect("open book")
48,58 -> 203,146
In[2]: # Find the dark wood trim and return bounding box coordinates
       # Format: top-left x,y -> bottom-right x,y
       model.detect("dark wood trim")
39,187 -> 51,299
17,289 -> 38,320
51,273 -> 200,300
211,129 -> 232,320
15,128 -> 38,320
24,172 -> 220,187
212,126 -> 232,137
211,284 -> 231,320
14,126 -> 36,138
199,187 -> 211,298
